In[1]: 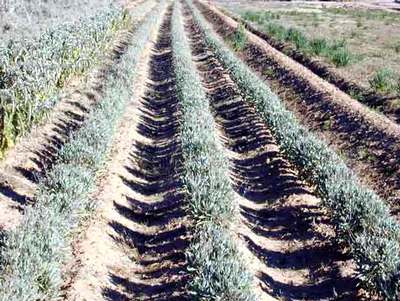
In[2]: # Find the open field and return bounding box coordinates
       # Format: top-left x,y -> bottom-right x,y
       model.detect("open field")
1,0 -> 400,300
218,0 -> 400,121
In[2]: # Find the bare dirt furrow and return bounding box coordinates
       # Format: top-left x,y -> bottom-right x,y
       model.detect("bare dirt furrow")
0,2 -> 156,230
65,7 -> 191,301
194,1 -> 400,214
184,9 -> 363,301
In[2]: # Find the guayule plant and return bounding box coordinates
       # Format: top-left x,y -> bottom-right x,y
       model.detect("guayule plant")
171,2 -> 258,300
188,1 -> 400,298
0,3 -> 166,300
0,4 -> 128,156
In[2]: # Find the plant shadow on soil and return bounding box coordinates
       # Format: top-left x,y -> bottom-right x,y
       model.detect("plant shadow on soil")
0,102 -> 91,206
186,11 -> 360,299
220,86 -> 358,300
103,17 -> 191,301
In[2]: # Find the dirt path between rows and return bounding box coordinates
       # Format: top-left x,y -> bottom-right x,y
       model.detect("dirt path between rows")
184,6 -> 366,300
64,6 -> 191,301
0,1 -> 156,231
195,0 -> 400,217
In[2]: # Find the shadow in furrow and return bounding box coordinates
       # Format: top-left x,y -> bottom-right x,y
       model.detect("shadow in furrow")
185,8 -> 359,300
0,109 -> 86,206
104,10 -> 190,301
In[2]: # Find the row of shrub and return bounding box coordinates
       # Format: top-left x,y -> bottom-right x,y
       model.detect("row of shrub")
171,2 -> 258,300
0,3 -> 130,156
189,0 -> 400,299
0,3 -> 165,300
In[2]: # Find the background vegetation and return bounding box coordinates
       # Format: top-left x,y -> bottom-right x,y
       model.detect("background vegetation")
0,0 -> 118,45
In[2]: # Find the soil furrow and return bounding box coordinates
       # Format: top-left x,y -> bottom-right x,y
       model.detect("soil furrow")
65,6 -> 191,301
184,9 -> 364,301
194,1 -> 400,215
0,1 -> 156,230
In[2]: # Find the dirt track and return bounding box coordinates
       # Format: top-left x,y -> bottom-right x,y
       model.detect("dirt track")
64,6 -> 191,300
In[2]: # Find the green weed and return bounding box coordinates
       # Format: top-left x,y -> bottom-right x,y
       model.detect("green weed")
329,47 -> 352,67
369,68 -> 396,92
231,24 -> 247,51
286,27 -> 308,50
241,11 -> 354,67
265,22 -> 287,41
393,42 -> 400,54
309,38 -> 329,55
395,79 -> 400,97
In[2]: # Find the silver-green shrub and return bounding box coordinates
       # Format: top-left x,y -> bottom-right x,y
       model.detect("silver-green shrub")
171,2 -> 257,300
0,0 -> 117,44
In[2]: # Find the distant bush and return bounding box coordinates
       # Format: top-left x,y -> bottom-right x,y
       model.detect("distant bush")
396,79 -> 400,97
309,38 -> 329,55
369,68 -> 396,93
286,27 -> 308,49
394,42 -> 400,54
242,10 -> 354,67
329,47 -> 352,67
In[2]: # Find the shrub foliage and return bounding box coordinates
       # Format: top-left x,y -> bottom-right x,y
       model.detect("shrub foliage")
0,4 -> 129,156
